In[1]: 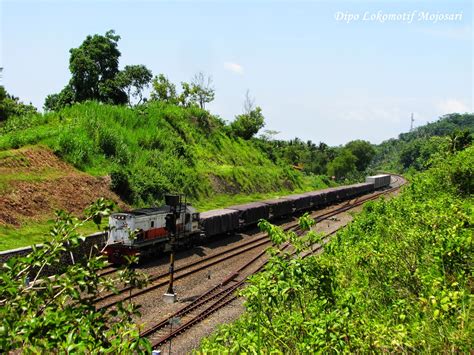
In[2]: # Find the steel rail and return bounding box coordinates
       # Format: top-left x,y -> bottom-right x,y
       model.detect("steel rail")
145,174 -> 406,349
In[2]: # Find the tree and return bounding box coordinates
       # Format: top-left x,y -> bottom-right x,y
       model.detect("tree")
345,140 -> 376,171
43,84 -> 75,112
260,129 -> 280,141
190,72 -> 215,109
116,65 -> 153,107
399,136 -> 450,171
69,30 -> 125,103
44,30 -> 152,110
0,86 -> 37,121
150,74 -> 178,104
449,130 -> 472,153
327,148 -> 357,180
178,81 -> 193,107
230,90 -> 265,140
0,199 -> 151,352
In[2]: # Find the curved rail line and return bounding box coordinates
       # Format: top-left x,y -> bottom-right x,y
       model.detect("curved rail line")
94,189 -> 371,308
97,175 -> 404,310
142,175 -> 406,349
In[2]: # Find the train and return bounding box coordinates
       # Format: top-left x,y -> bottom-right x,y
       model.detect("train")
103,174 -> 392,264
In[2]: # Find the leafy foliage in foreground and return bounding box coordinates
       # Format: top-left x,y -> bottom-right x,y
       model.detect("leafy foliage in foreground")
0,199 -> 151,353
199,147 -> 473,352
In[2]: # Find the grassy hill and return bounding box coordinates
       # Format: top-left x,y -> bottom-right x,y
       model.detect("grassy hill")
0,102 -> 331,250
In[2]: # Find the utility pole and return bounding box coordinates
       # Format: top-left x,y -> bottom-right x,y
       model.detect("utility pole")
163,194 -> 180,304
410,113 -> 415,132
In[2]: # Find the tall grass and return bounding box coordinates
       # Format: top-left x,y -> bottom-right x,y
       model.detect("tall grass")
0,101 -> 322,207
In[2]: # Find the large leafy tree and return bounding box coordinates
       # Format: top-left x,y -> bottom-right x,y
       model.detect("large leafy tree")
44,30 -> 151,111
116,65 -> 153,107
69,30 -> 125,103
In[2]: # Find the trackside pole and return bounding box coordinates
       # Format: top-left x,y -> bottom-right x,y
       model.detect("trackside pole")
163,241 -> 177,303
163,195 -> 180,304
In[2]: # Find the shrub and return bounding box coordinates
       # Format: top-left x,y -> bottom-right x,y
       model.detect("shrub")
56,131 -> 94,168
199,148 -> 473,352
0,200 -> 151,352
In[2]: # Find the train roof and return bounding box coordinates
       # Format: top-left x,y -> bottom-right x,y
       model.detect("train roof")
226,202 -> 269,211
367,174 -> 390,178
261,197 -> 291,204
200,208 -> 239,218
284,193 -> 312,200
114,206 -> 171,217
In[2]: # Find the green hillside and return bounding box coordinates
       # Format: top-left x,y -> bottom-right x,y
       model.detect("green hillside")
0,101 -> 330,208
372,113 -> 474,172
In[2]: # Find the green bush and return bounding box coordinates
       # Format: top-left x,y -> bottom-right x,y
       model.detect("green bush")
56,131 -> 94,168
199,147 -> 473,352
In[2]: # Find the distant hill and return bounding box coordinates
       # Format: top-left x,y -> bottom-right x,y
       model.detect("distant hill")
372,113 -> 474,172
399,113 -> 474,142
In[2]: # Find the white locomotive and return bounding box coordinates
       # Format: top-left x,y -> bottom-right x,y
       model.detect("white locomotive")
103,197 -> 200,263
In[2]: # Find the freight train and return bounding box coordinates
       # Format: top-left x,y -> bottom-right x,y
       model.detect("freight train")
103,175 -> 392,264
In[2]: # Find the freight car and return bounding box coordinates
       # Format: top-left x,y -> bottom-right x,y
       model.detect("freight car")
103,176 -> 391,264
261,198 -> 293,219
366,174 -> 391,189
227,202 -> 270,228
199,209 -> 240,237
284,194 -> 312,213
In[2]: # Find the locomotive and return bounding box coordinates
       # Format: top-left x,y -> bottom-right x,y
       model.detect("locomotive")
103,175 -> 391,264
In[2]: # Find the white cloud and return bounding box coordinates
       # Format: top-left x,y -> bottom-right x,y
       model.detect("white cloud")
341,107 -> 403,123
224,62 -> 244,74
436,99 -> 471,114
418,25 -> 472,41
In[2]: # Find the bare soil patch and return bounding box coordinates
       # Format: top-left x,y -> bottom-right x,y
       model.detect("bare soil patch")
0,146 -> 128,226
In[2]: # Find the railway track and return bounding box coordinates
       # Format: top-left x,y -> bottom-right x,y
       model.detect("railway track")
141,237 -> 294,347
143,228 -> 336,349
96,176 -> 405,310
94,235 -> 274,308
141,175 -> 406,349
94,190 -> 365,308
94,186 -> 376,309
97,265 -> 117,277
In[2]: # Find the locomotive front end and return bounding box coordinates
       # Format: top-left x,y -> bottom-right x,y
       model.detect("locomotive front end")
103,213 -> 139,264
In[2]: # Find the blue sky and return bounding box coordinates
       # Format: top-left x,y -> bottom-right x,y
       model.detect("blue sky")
1,0 -> 472,145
